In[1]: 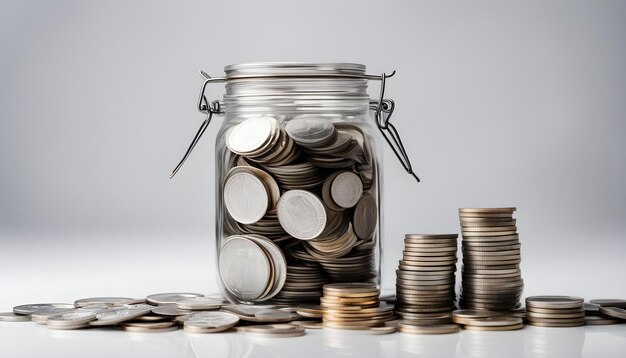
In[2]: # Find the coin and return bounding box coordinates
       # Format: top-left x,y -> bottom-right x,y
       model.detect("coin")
464,323 -> 524,331
47,310 -> 97,330
224,171 -> 269,224
90,306 -> 154,326
285,116 -> 335,146
219,236 -> 271,301
598,307 -> 626,320
277,190 -> 327,240
121,321 -> 179,333
175,296 -> 224,310
227,117 -> 275,154
459,207 -> 516,213
525,296 -> 584,309
352,194 -> 377,240
0,312 -> 31,322
398,322 -> 460,335
74,297 -> 143,307
590,299 -> 626,308
585,315 -> 623,325
330,171 -> 363,209
13,303 -> 75,316
146,293 -> 204,306
182,311 -> 240,333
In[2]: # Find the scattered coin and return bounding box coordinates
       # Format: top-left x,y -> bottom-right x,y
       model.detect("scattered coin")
585,315 -> 623,325
182,311 -> 240,333
590,299 -> 626,308
13,303 -> 75,316
598,307 -> 626,320
89,306 -> 154,326
47,310 -> 97,330
0,312 -> 31,322
74,297 -> 144,307
146,293 -> 204,306
121,321 -> 179,333
176,297 -> 224,310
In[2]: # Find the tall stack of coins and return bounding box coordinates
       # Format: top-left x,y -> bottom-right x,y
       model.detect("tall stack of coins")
395,234 -> 458,321
458,208 -> 523,311
321,283 -> 393,330
221,116 -> 379,303
526,296 -> 585,327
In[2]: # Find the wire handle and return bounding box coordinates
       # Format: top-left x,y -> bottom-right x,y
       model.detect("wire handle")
370,73 -> 420,182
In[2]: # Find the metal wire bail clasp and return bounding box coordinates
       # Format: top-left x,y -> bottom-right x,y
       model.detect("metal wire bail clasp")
170,71 -> 223,179
370,72 -> 420,182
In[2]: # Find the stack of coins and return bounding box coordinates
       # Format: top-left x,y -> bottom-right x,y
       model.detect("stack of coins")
321,283 -> 393,330
525,296 -> 585,327
394,234 -> 458,321
218,235 -> 287,302
458,207 -> 523,311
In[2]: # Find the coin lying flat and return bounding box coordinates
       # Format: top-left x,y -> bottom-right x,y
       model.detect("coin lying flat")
175,297 -> 225,310
0,312 -> 31,322
182,311 -> 240,333
47,310 -> 97,330
526,296 -> 584,309
399,322 -> 460,335
121,321 -> 179,333
590,299 -> 626,308
585,315 -> 623,325
13,303 -> 75,316
146,293 -> 204,306
74,297 -> 144,307
227,117 -> 275,155
285,117 -> 335,146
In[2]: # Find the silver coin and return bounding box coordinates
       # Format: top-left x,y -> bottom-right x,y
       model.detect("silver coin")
184,311 -> 240,333
245,234 -> 287,301
13,303 -> 74,316
219,236 -> 271,301
0,312 -> 31,322
47,310 -> 97,328
525,296 -> 584,309
89,306 -> 153,326
224,172 -> 269,224
277,190 -> 327,240
226,117 -> 274,154
146,293 -> 204,305
599,306 -> 626,320
176,297 -> 225,310
589,299 -> 626,308
74,297 -> 143,307
151,304 -> 192,317
285,116 -> 335,145
330,171 -> 363,209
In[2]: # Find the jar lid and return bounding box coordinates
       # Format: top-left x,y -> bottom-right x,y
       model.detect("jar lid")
224,62 -> 366,78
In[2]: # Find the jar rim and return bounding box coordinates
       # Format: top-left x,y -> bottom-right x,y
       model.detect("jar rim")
224,62 -> 366,77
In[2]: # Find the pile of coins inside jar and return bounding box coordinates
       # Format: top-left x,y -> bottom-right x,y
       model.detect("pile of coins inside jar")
219,115 -> 379,304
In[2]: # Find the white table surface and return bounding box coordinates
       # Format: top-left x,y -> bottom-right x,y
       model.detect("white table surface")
1,319 -> 625,358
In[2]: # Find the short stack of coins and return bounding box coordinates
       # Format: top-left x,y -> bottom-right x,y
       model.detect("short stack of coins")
526,296 -> 585,327
320,283 -> 394,330
221,116 -> 379,304
395,234 -> 458,321
458,207 -> 523,311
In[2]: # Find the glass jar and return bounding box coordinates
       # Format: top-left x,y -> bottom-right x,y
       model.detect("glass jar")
171,63 -> 419,305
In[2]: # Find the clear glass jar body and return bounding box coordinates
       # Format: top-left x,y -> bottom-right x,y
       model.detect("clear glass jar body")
214,63 -> 383,304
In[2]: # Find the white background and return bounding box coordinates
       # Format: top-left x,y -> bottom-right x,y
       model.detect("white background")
0,1 -> 625,356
